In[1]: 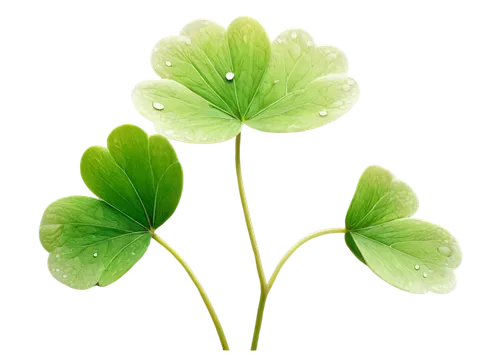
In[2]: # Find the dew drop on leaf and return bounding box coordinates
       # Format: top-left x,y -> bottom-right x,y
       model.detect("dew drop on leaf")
423,273 -> 428,279
225,72 -> 235,81
414,264 -> 420,271
277,38 -> 283,44
438,246 -> 452,257
55,268 -> 60,272
132,252 -> 136,256
152,102 -> 164,111
273,79 -> 280,84
62,274 -> 68,279
165,60 -> 172,67
319,109 -> 328,117
93,252 -> 98,258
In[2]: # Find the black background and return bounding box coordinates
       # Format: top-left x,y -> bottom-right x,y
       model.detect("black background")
30,2 -> 480,357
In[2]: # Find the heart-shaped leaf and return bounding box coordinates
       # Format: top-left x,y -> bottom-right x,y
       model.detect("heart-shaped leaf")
345,166 -> 462,294
132,17 -> 359,143
39,125 -> 183,289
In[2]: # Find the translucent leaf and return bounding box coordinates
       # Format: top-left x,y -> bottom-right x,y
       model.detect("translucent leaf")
132,80 -> 242,144
132,18 -> 358,142
350,220 -> 461,294
345,166 -> 462,294
245,29 -> 359,132
346,166 -> 419,231
40,196 -> 151,289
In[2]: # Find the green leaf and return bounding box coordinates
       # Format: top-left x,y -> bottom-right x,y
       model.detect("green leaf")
345,166 -> 462,294
82,124 -> 182,229
40,196 -> 151,289
40,125 -> 183,289
132,80 -> 242,144
244,29 -> 359,133
132,17 -> 358,143
346,166 -> 419,231
348,220 -> 461,294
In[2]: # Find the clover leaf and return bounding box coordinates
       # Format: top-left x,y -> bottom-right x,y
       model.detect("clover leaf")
39,124 -> 183,289
132,17 -> 359,143
345,166 -> 462,294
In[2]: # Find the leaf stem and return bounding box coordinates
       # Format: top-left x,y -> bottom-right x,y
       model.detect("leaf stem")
250,227 -> 346,350
268,227 -> 347,290
152,233 -> 229,351
233,132 -> 269,353
235,133 -> 268,291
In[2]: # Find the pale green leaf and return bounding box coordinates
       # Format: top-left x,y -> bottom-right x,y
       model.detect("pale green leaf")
227,17 -> 271,116
245,29 -> 359,132
346,166 -> 418,231
350,220 -> 461,294
132,80 -> 242,144
41,196 -> 151,289
132,18 -> 358,142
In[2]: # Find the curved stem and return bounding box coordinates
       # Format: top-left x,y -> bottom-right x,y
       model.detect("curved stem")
235,133 -> 268,291
152,233 -> 229,351
233,132 -> 269,353
268,228 -> 347,290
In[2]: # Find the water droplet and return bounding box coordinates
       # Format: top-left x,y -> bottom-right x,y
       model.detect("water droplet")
184,38 -> 191,45
342,84 -> 350,91
273,79 -> 280,84
93,252 -> 98,258
414,264 -> 420,271
56,254 -> 60,259
291,32 -> 297,39
131,252 -> 136,256
438,246 -> 452,257
423,273 -> 428,279
62,274 -> 68,279
152,102 -> 164,111
55,268 -> 60,272
307,41 -> 313,47
347,79 -> 354,85
165,60 -> 172,67
319,109 -> 328,117
277,38 -> 283,44
225,72 -> 235,81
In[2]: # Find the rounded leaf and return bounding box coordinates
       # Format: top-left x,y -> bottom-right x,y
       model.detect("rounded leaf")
346,166 -> 419,230
40,196 -> 151,289
350,220 -> 462,294
81,124 -> 183,229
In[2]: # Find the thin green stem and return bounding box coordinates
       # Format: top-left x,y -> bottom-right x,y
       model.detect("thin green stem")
268,227 -> 347,290
233,132 -> 269,353
248,225 -> 346,353
152,233 -> 229,351
251,292 -> 268,350
235,133 -> 268,291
